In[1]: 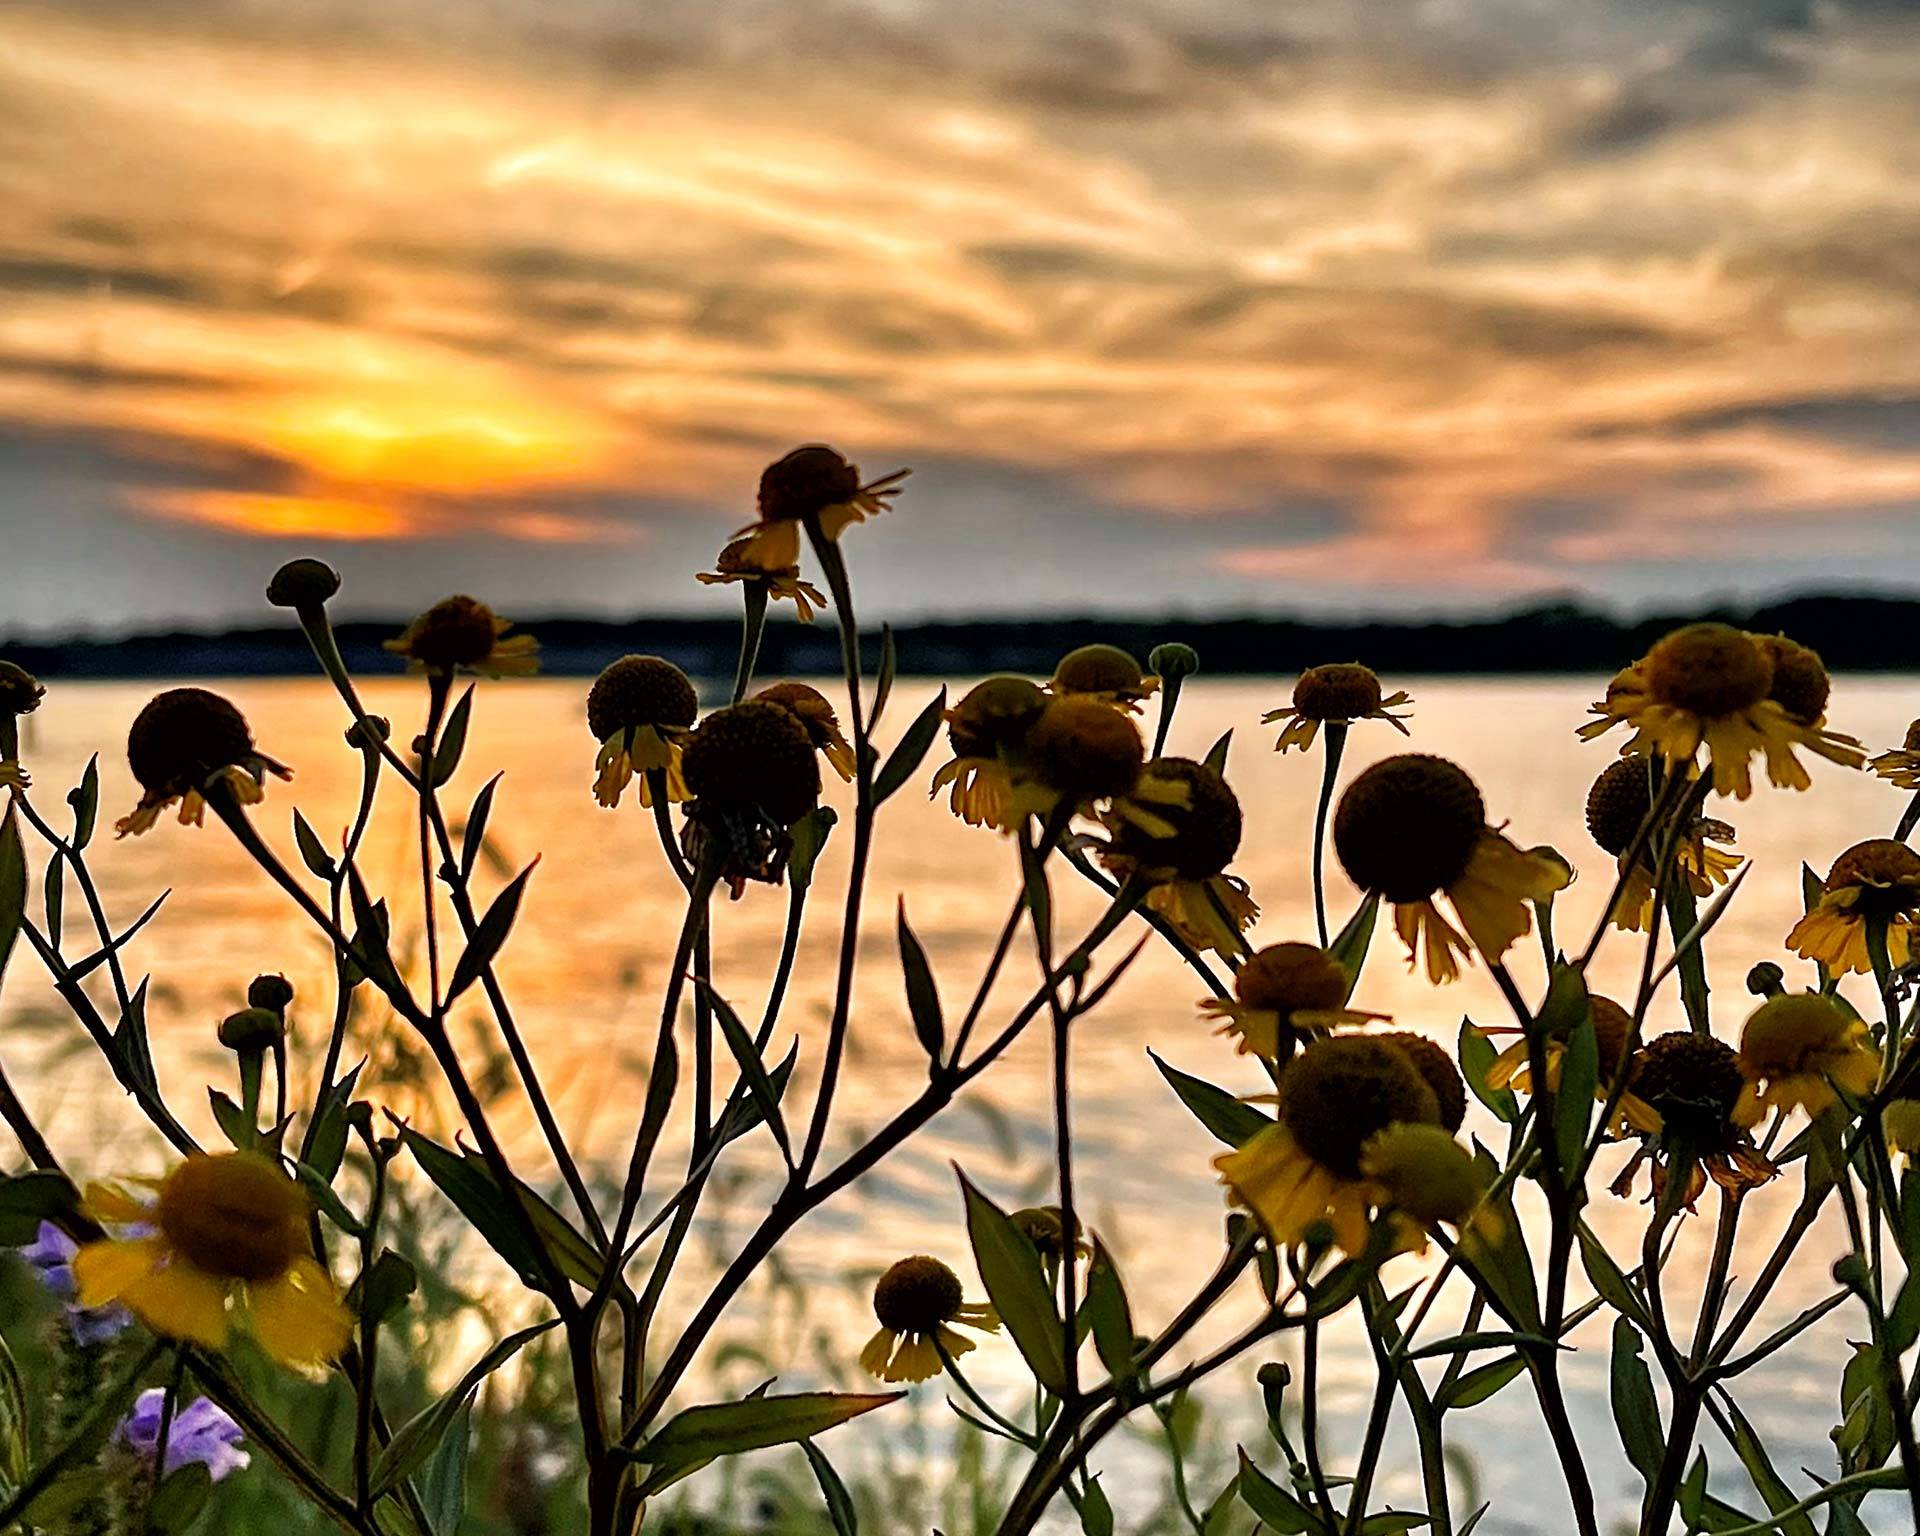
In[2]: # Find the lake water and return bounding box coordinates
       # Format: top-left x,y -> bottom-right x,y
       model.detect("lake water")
6,675 -> 1920,1533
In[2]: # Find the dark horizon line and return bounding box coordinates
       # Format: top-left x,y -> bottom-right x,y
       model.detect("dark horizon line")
9,590 -> 1920,680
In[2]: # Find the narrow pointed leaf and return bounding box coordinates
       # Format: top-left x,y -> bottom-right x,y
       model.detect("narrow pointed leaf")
370,1320 -> 559,1497
446,859 -> 538,1003
897,900 -> 945,1064
959,1172 -> 1067,1393
874,690 -> 947,804
1149,1050 -> 1271,1148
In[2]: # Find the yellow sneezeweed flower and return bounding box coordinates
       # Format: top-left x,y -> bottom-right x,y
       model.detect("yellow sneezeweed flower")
1751,634 -> 1835,728
1198,942 -> 1385,1062
859,1256 -> 999,1383
1216,1035 -> 1442,1255
1333,754 -> 1570,984
385,594 -> 539,679
1612,1033 -> 1772,1207
679,700 -> 822,898
1578,623 -> 1861,799
1373,1032 -> 1467,1133
727,444 -> 908,573
928,677 -> 1048,829
587,655 -> 698,808
1584,759 -> 1740,932
115,689 -> 292,838
1000,696 -> 1145,831
1263,663 -> 1412,753
1739,993 -> 1879,1118
1009,1207 -> 1090,1266
1359,1123 -> 1490,1255
1099,757 -> 1258,956
1485,994 -> 1656,1133
696,534 -> 830,623
1870,720 -> 1920,790
0,660 -> 44,788
1047,645 -> 1158,714
74,1153 -> 353,1372
756,682 -> 857,782
1885,1100 -> 1920,1167
1788,839 -> 1920,975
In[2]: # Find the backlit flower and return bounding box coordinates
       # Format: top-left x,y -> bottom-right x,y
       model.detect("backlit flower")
73,1153 -> 353,1372
1215,1035 -> 1442,1254
1263,664 -> 1411,753
1787,839 -> 1920,975
1584,758 -> 1741,932
1870,720 -> 1920,790
1047,645 -> 1158,714
1578,623 -> 1861,799
1003,696 -> 1144,828
588,656 -> 698,808
1359,1123 -> 1487,1253
859,1256 -> 998,1383
1612,1033 -> 1771,1206
1739,992 -> 1879,1117
928,676 -> 1048,829
680,700 -> 822,897
115,689 -> 291,837
1099,757 -> 1257,955
1009,1207 -> 1089,1265
1373,1032 -> 1466,1132
756,682 -> 857,782
384,595 -> 538,678
1751,634 -> 1832,725
0,660 -> 45,717
1485,995 -> 1655,1133
696,535 -> 830,623
1198,942 -> 1384,1062
1333,754 -> 1569,984
728,445 -> 907,572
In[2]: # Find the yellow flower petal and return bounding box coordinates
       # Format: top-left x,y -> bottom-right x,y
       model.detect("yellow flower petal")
122,1256 -> 233,1348
246,1257 -> 353,1369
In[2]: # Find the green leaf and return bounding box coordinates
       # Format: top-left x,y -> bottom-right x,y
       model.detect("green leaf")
897,900 -> 945,1065
296,1162 -> 364,1237
431,685 -> 475,787
1552,987 -> 1598,1173
1722,1391 -> 1818,1536
1149,1050 -> 1271,1148
1609,1317 -> 1663,1485
1078,1475 -> 1115,1536
873,689 -> 947,804
146,1463 -> 214,1535
630,1391 -> 900,1496
445,859 -> 537,1003
873,625 -> 898,730
1329,893 -> 1379,1001
459,774 -> 503,881
67,757 -> 99,852
959,1172 -> 1067,1393
349,1248 -> 418,1326
1438,1353 -> 1526,1411
1203,731 -> 1232,775
209,1089 -> 255,1152
370,1320 -> 559,1498
1235,1450 -> 1325,1534
1084,1240 -> 1137,1382
0,804 -> 25,993
0,1170 -> 79,1245
1577,1222 -> 1649,1330
400,1127 -> 549,1289
696,979 -> 793,1166
0,1333 -> 28,1493
453,1146 -> 604,1291
788,806 -> 837,892
714,1040 -> 798,1151
1457,1020 -> 1518,1124
304,1064 -> 364,1182
292,810 -> 337,881
42,849 -> 62,937
416,1406 -> 470,1536
801,1440 -> 858,1536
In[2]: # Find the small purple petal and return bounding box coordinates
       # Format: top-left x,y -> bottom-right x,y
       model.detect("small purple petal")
17,1221 -> 131,1339
118,1392 -> 250,1483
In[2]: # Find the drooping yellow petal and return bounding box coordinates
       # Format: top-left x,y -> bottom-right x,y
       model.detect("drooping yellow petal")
72,1236 -> 167,1307
859,1327 -> 898,1379
121,1256 -> 233,1347
883,1334 -> 944,1383
245,1258 -> 353,1369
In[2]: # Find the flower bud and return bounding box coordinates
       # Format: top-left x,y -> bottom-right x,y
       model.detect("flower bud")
218,1007 -> 285,1052
1148,642 -> 1200,681
266,558 -> 342,610
247,974 -> 295,1013
1746,961 -> 1785,997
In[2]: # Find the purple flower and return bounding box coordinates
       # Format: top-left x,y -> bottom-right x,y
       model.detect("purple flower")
17,1222 -> 130,1345
118,1391 -> 250,1483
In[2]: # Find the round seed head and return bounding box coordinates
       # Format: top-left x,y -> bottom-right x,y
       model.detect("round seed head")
1333,754 -> 1486,903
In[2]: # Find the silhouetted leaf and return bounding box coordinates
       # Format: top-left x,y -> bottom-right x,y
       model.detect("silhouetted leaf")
960,1172 -> 1066,1393
874,690 -> 947,804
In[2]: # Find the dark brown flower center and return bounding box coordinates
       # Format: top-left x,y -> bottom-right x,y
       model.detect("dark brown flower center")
1280,1036 -> 1441,1179
0,661 -> 45,716
1375,1033 -> 1466,1133
157,1153 -> 309,1283
1826,838 -> 1920,910
1025,698 -> 1143,802
1585,758 -> 1655,857
1051,645 -> 1147,697
1110,758 -> 1241,879
948,676 -> 1048,758
758,444 -> 860,522
127,688 -> 256,796
1333,754 -> 1486,903
682,700 -> 821,825
1235,943 -> 1348,1016
588,656 -> 699,739
873,1255 -> 963,1333
400,596 -> 501,670
1292,664 -> 1383,722
1642,624 -> 1771,717
1634,1033 -> 1746,1143
1753,635 -> 1829,723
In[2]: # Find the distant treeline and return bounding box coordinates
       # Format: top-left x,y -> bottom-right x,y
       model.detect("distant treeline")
8,593 -> 1920,681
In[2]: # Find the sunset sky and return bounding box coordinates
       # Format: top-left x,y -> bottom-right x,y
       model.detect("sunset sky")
4,0 -> 1920,633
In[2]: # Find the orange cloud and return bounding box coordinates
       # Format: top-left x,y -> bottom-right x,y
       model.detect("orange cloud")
139,490 -> 418,539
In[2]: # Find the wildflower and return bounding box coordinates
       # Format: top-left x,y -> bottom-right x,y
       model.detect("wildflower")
1004,696 -> 1145,831
1578,623 -> 1861,799
1359,1124 -> 1486,1253
1886,1100 -> 1920,1166
728,445 -> 907,573
0,660 -> 44,718
1047,645 -> 1158,714
18,1222 -> 130,1345
1263,664 -> 1412,753
1485,994 -> 1656,1133
247,974 -> 295,1014
1787,839 -> 1920,975
1751,634 -> 1832,725
1739,993 -> 1879,1117
696,535 -> 829,623
1198,942 -> 1384,1062
1333,754 -> 1569,984
756,682 -> 856,782
1099,757 -> 1257,956
1216,1035 -> 1441,1254
859,1256 -> 998,1383
588,655 -> 698,808
73,1152 -> 353,1371
1614,1033 -> 1771,1205
1870,720 -> 1920,790
1373,1032 -> 1466,1132
264,558 -> 341,612
115,689 -> 291,837
680,700 -> 821,897
117,1391 -> 250,1481
1584,758 -> 1740,932
1009,1207 -> 1088,1265
385,595 -> 539,678
928,676 -> 1047,828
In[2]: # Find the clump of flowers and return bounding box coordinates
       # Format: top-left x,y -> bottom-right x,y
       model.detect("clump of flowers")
385,594 -> 539,678
697,534 -> 830,622
859,1256 -> 998,1383
1198,941 -> 1384,1062
1333,753 -> 1569,983
1787,838 -> 1920,975
115,688 -> 292,837
1738,992 -> 1879,1117
725,444 -> 908,575
1263,663 -> 1411,753
1613,1033 -> 1771,1204
1098,757 -> 1257,955
588,655 -> 699,808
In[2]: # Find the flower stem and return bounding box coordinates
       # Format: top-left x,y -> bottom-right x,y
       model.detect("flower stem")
1311,722 -> 1348,948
